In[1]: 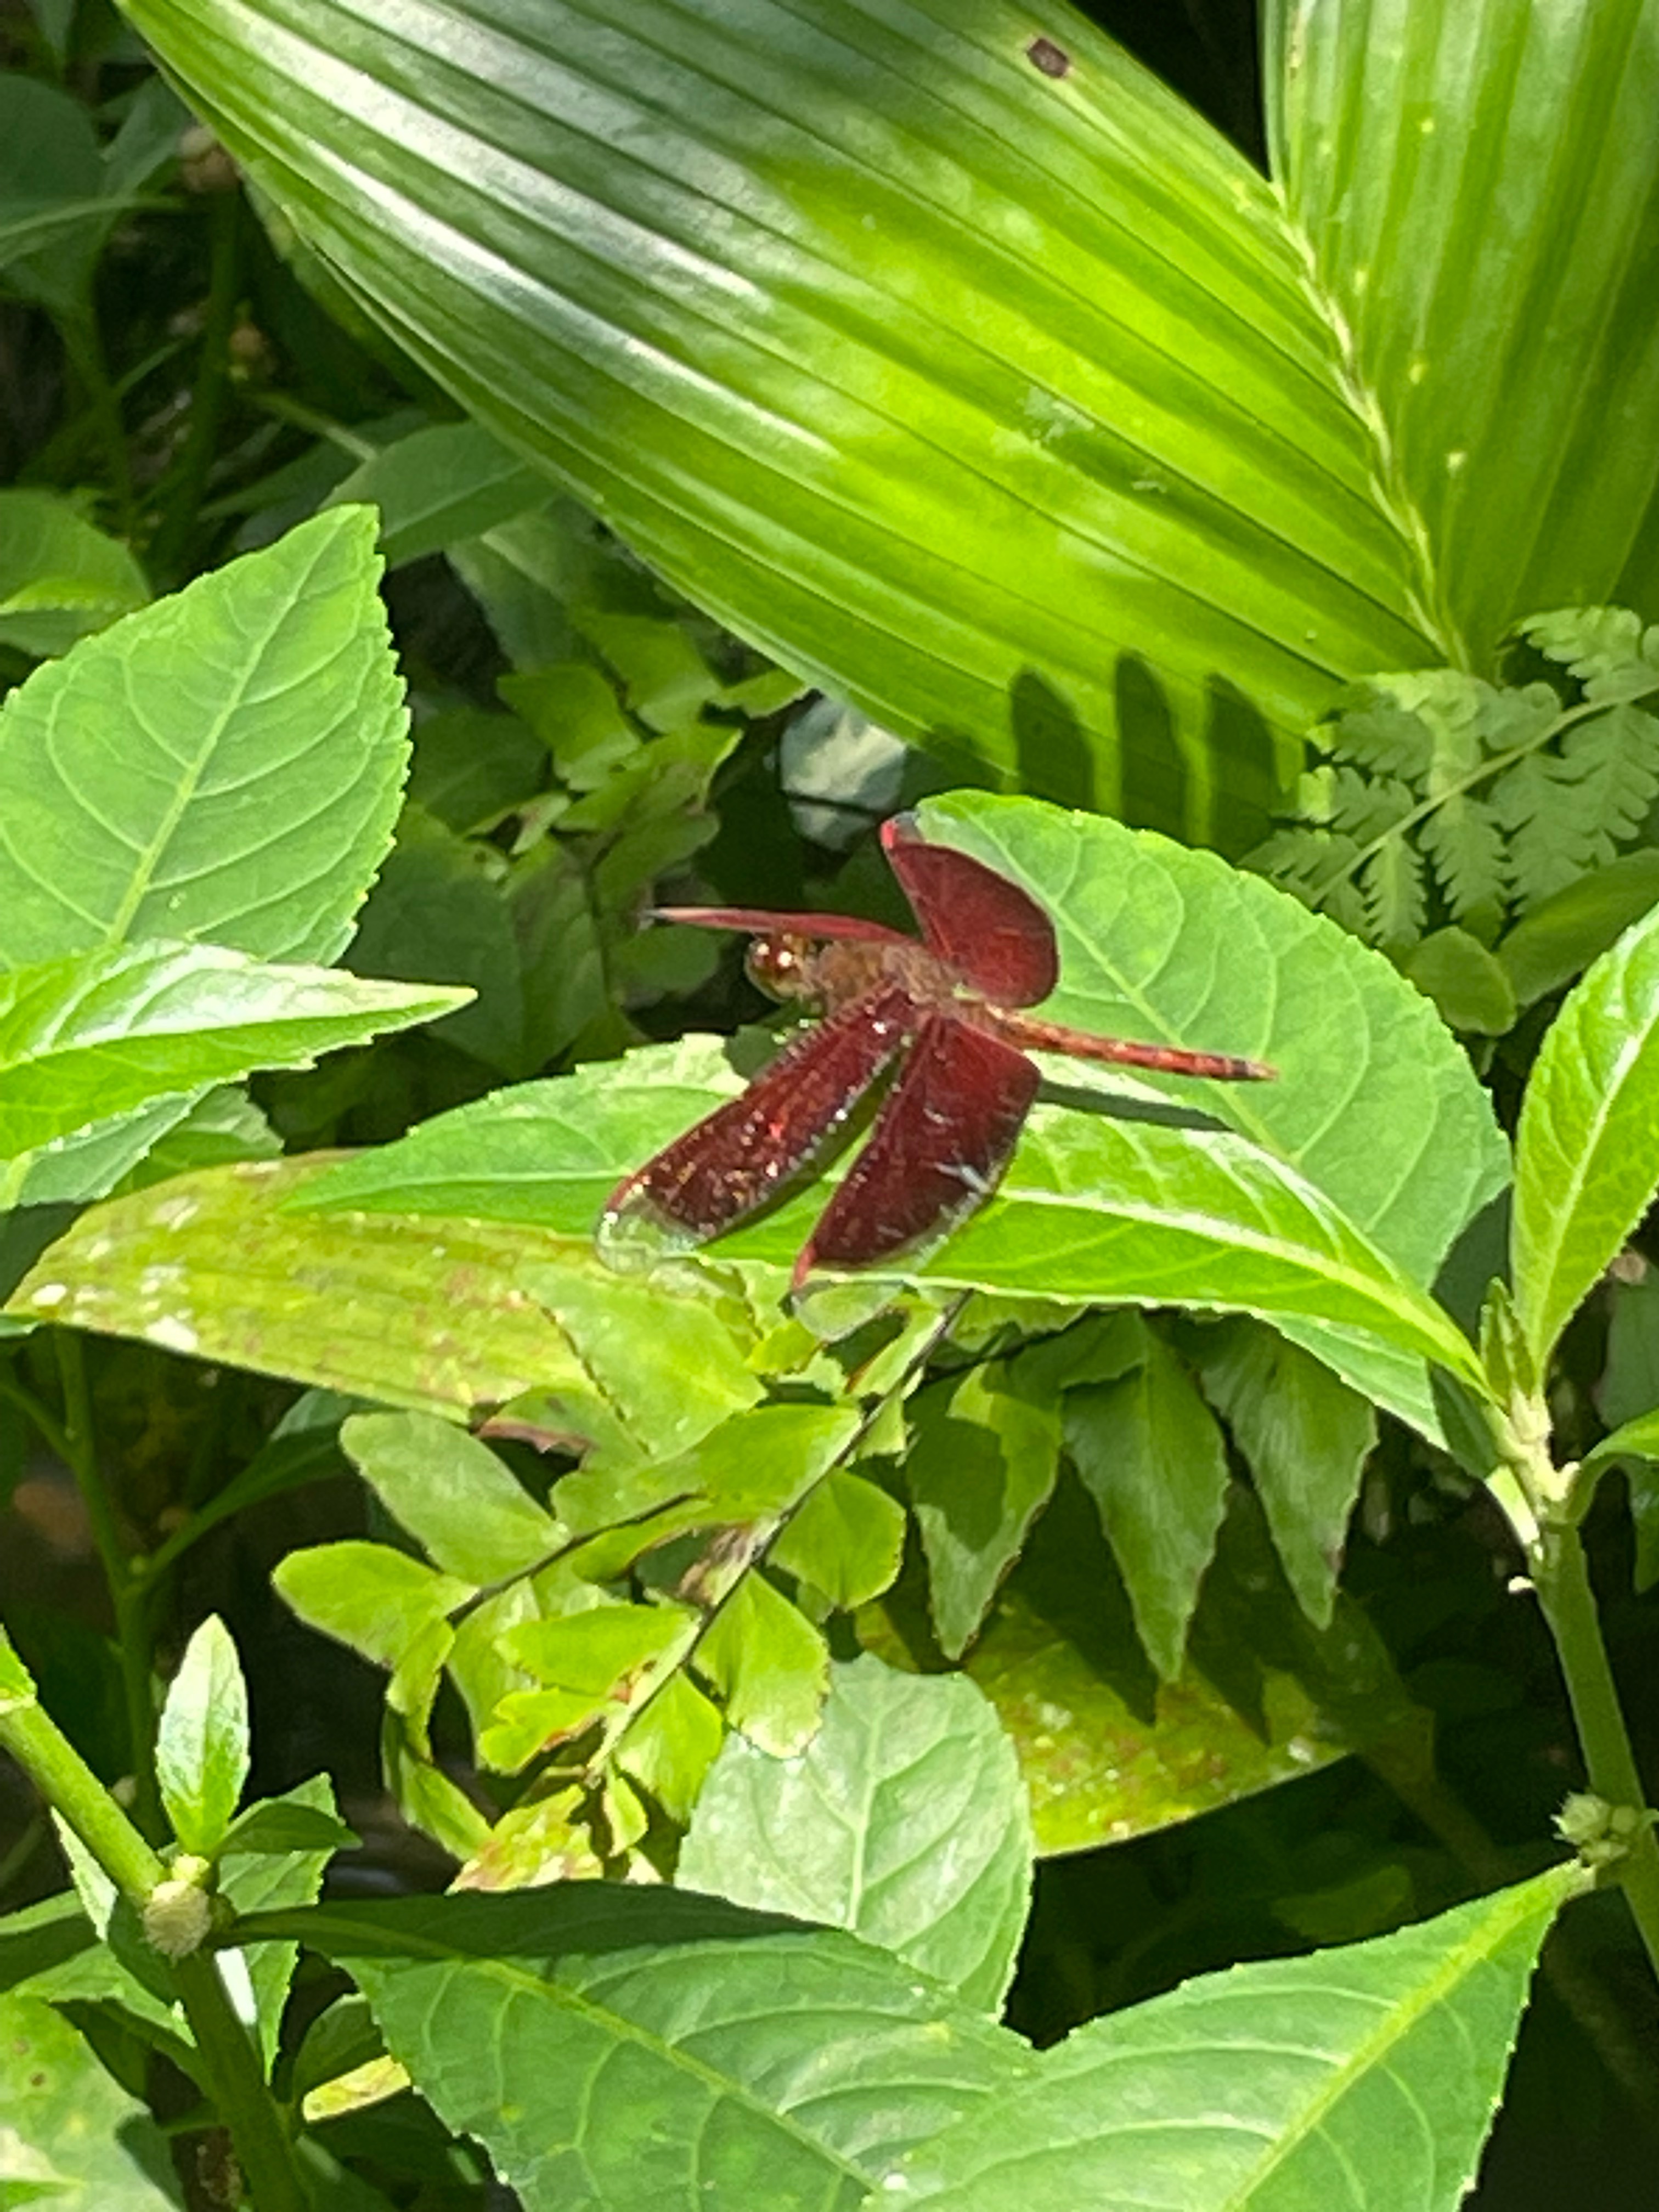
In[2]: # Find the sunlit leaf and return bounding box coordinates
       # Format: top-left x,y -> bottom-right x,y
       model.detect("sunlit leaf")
257,1888 -> 1029,2211
0,940 -> 466,1183
698,1572 -> 829,1759
1511,901 -> 1659,1381
154,1615 -> 249,1857
341,1411 -> 561,1583
119,0 -> 1447,834
891,1866 -> 1578,2207
680,1656 -> 1031,2012
0,508 -> 407,968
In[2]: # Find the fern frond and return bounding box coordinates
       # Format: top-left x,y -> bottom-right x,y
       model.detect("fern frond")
1525,608 -> 1659,701
1491,754 -> 1591,909
1320,682 -> 1434,782
1387,670 -> 1490,781
1359,839 -> 1426,947
1327,765 -> 1417,843
1418,793 -> 1508,926
1250,605 -> 1658,983
1250,825 -> 1358,902
1559,704 -> 1659,845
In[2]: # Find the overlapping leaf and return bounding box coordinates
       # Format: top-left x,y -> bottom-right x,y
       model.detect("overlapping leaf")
681,1657 -> 1031,2013
6,1158 -> 759,1435
0,939 -> 465,1173
300,802 -> 1498,1401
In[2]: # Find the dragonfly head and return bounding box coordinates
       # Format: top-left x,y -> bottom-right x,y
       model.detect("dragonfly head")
746,932 -> 818,1002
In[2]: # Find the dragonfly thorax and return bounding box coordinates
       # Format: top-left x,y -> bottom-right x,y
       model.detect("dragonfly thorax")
748,933 -> 961,1013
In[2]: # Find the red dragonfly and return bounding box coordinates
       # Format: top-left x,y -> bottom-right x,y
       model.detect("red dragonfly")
602,816 -> 1272,1291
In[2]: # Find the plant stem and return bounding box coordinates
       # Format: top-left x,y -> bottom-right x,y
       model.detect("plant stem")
60,308 -> 137,541
0,1629 -> 310,2212
0,1629 -> 164,1901
148,187 -> 243,588
170,1953 -> 311,2212
1533,1517 -> 1659,1981
53,1331 -> 164,1838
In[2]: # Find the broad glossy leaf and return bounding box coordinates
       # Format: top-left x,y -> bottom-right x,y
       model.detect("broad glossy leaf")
301,805 -> 1493,1392
254,1888 -> 1030,2211
1065,1329 -> 1229,1683
154,1614 -> 249,1856
341,1410 -> 561,1582
1193,1318 -> 1377,1628
680,1656 -> 1031,2013
1511,902 -> 1659,1381
891,1865 -> 1578,2208
122,0 -> 1441,834
924,799 -> 1506,1286
1268,1 -> 1659,653
0,507 -> 406,969
0,939 -> 467,1176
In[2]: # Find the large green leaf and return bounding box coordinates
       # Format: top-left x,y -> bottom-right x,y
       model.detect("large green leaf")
251,1888 -> 1030,2211
119,1 -> 1659,835
1064,1327 -> 1231,1683
0,1991 -> 183,2210
891,1866 -> 1579,2209
1267,0 -> 1659,656
1511,900 -> 1659,1381
122,0 -> 1444,835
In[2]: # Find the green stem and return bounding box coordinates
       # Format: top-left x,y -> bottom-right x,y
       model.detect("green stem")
147,188 -> 244,588
0,1631 -> 164,1901
60,309 -> 137,541
170,1953 -> 311,2212
1533,1517 -> 1659,1982
0,1630 -> 309,2212
53,1333 -> 163,1838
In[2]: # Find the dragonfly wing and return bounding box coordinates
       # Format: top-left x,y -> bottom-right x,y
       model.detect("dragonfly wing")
795,1013 -> 1040,1287
653,905 -> 916,948
882,815 -> 1058,1007
602,984 -> 913,1249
